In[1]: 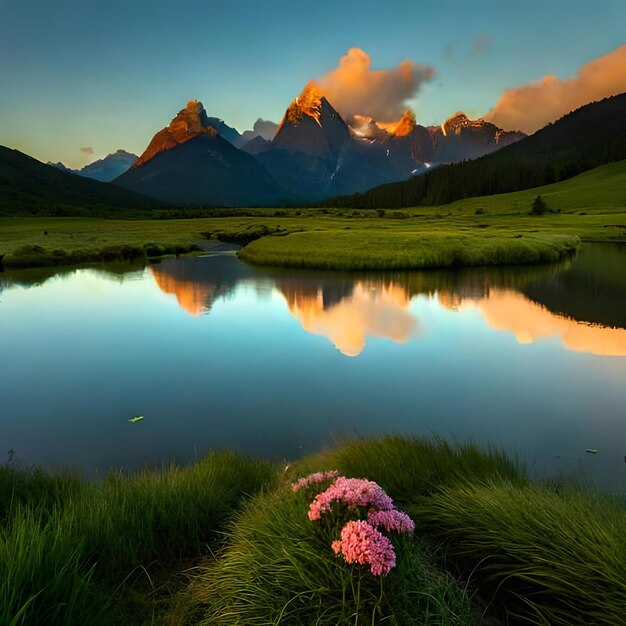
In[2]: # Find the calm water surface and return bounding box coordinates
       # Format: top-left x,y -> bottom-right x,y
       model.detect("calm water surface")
1,243 -> 625,490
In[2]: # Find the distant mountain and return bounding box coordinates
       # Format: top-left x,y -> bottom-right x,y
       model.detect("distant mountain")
430,113 -> 525,163
240,119 -> 279,143
48,151 -> 137,181
241,135 -> 272,155
204,117 -> 242,146
26,92 -> 533,210
115,101 -> 287,206
47,161 -> 77,175
79,150 -> 138,182
327,93 -> 626,209
0,146 -> 157,216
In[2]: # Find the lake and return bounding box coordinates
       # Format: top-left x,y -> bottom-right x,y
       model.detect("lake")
1,243 -> 625,491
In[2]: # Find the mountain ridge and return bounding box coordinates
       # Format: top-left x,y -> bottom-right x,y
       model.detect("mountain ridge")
325,93 -> 626,208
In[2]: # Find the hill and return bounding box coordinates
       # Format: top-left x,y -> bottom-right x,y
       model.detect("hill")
0,146 -> 158,216
326,93 -> 626,209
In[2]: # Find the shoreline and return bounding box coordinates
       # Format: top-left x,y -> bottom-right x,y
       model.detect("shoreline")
2,435 -> 624,625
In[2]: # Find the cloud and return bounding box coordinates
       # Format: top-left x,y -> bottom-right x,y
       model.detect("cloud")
80,146 -> 94,154
485,44 -> 626,134
470,35 -> 491,58
313,47 -> 434,123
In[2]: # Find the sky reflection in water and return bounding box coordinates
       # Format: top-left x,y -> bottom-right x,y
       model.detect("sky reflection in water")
0,244 -> 624,491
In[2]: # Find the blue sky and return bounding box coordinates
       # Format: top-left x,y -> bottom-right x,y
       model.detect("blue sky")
1,0 -> 625,167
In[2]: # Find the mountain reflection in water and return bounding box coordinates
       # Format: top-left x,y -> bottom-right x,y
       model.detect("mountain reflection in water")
148,245 -> 626,358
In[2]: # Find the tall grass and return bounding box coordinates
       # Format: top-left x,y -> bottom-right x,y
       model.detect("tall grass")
0,462 -> 83,521
0,451 -> 275,625
2,437 -> 625,624
0,507 -> 103,626
291,435 -> 527,506
419,481 -> 626,624
184,485 -> 472,625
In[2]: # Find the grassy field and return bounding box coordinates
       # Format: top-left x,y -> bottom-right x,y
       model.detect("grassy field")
0,159 -> 625,270
1,437 -> 624,625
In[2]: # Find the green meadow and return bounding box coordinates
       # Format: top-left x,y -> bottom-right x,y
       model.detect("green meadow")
1,437 -> 624,625
1,159 -> 625,271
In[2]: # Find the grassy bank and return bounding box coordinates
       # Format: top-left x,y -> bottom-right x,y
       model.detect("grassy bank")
0,453 -> 275,625
239,230 -> 580,270
0,159 -> 625,271
2,437 -> 624,625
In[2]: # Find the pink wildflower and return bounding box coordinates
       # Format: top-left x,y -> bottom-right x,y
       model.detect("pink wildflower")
308,477 -> 395,520
291,470 -> 340,493
367,509 -> 415,535
333,520 -> 396,576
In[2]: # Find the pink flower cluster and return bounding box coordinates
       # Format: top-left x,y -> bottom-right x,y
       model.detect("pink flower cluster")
307,477 -> 395,521
294,471 -> 416,577
367,509 -> 415,535
331,520 -> 396,576
291,470 -> 340,493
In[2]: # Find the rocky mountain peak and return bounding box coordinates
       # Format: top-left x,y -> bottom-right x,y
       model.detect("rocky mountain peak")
133,100 -> 218,168
377,110 -> 416,137
284,83 -> 325,127
441,112 -> 484,136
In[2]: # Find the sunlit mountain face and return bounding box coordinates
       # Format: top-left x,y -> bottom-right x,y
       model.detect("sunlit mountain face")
148,254 -> 260,316
133,100 -> 219,168
147,251 -> 626,358
151,265 -> 213,317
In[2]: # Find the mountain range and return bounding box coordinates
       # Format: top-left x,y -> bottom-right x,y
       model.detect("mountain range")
49,150 -> 138,182
113,87 -> 526,206
328,92 -> 626,208
3,90 -> 625,213
0,146 -> 157,216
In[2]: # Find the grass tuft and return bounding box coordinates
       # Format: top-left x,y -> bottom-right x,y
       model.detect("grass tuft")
0,451 -> 275,625
184,484 -> 472,625
290,435 -> 526,506
419,481 -> 626,625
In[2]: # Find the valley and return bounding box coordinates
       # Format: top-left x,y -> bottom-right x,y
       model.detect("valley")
1,159 -> 625,271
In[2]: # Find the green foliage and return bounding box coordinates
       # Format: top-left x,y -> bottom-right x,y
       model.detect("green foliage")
0,452 -> 275,625
240,230 -> 580,270
1,438 -> 625,625
531,194 -> 550,215
209,223 -> 287,245
184,485 -> 471,625
420,481 -> 626,625
0,158 -> 625,271
0,507 -> 104,626
290,436 -> 526,506
0,460 -> 82,522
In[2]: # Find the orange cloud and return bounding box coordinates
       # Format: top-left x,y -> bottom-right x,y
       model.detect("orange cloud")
485,44 -> 626,134
313,47 -> 434,123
